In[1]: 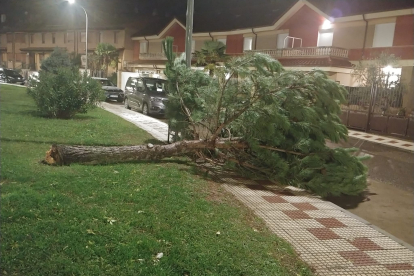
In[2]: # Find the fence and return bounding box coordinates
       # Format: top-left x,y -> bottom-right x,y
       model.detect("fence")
340,86 -> 413,138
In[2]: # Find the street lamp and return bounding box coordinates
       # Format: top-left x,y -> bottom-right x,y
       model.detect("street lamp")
68,0 -> 88,74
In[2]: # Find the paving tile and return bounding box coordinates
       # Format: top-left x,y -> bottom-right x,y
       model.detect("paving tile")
315,218 -> 347,228
335,217 -> 368,227
365,249 -> 414,264
338,250 -> 379,266
332,227 -> 385,239
309,202 -> 338,210
294,219 -> 325,228
254,202 -> 299,210
322,239 -> 359,251
281,195 -> 323,203
283,210 -> 312,219
384,263 -> 414,270
375,138 -> 385,141
368,237 -> 406,250
304,209 -> 349,218
401,143 -> 413,147
300,241 -> 332,253
388,140 -> 399,144
307,227 -> 342,240
291,202 -> 319,210
283,228 -> 320,242
349,237 -> 384,251
262,195 -> 288,203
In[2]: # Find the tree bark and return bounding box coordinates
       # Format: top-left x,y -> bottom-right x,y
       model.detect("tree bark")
44,139 -> 247,165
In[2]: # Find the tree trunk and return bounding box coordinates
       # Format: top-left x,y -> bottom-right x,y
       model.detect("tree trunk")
44,139 -> 247,165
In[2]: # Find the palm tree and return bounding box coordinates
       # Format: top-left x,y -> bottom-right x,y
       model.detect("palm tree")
194,40 -> 228,76
95,43 -> 119,78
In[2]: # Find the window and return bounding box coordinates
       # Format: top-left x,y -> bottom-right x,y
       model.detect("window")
30,34 -> 34,44
191,40 -> 195,53
373,23 -> 395,47
277,33 -> 289,48
140,41 -> 148,53
80,32 -> 86,43
66,32 -> 74,43
217,38 -> 226,45
52,33 -> 56,44
42,33 -> 46,44
99,31 -> 103,43
243,37 -> 253,51
317,30 -> 333,47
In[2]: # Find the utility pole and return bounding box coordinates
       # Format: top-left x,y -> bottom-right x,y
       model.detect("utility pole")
184,0 -> 194,68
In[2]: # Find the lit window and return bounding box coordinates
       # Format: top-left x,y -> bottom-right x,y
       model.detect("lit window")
277,33 -> 289,48
317,30 -> 333,47
80,32 -> 86,43
42,33 -> 45,44
140,41 -> 147,53
243,37 -> 253,51
373,23 -> 395,47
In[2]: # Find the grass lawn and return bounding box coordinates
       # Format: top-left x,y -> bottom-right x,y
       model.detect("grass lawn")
0,84 -> 314,276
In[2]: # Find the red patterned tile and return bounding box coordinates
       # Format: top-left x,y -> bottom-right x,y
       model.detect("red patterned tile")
388,140 -> 398,144
315,218 -> 347,228
402,143 -> 413,147
338,250 -> 378,266
283,210 -> 312,219
384,263 -> 414,270
350,237 -> 384,251
262,195 -> 288,203
353,133 -> 361,136
364,135 -> 373,138
292,203 -> 318,210
375,138 -> 385,141
307,228 -> 341,240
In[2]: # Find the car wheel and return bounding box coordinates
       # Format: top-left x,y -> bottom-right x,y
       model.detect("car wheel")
142,103 -> 149,116
124,98 -> 131,110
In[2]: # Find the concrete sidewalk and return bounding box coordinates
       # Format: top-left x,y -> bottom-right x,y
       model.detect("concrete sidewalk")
101,102 -> 414,276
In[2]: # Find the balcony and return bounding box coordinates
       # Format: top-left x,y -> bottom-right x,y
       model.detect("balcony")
139,52 -> 187,60
245,46 -> 349,59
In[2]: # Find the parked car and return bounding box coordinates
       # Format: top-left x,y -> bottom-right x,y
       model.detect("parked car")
0,68 -> 25,85
92,77 -> 124,102
124,77 -> 168,116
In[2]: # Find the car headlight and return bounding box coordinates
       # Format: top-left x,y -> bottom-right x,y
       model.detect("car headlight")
150,97 -> 162,102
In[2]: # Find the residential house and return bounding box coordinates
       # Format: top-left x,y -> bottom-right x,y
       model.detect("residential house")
125,0 -> 413,137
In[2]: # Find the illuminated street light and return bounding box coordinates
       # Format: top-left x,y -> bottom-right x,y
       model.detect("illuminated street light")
68,0 -> 88,74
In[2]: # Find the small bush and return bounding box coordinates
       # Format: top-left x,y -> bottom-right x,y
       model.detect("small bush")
27,68 -> 104,119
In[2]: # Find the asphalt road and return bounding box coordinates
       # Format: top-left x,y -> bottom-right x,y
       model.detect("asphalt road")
326,137 -> 414,245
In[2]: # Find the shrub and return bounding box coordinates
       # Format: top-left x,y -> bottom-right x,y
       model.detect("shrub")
40,48 -> 73,73
27,68 -> 104,119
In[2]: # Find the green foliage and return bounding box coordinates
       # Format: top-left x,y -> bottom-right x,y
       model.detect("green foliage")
163,38 -> 368,197
40,48 -> 73,73
69,51 -> 82,68
194,40 -> 229,76
27,68 -> 104,119
94,43 -> 119,77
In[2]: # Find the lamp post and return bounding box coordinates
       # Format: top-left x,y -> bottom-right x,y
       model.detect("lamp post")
68,0 -> 88,74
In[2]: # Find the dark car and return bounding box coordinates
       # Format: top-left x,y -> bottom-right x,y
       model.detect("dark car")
0,68 -> 25,85
124,77 -> 168,116
92,77 -> 124,102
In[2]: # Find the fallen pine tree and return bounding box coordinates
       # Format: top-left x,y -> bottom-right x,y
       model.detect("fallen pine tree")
40,37 -> 368,197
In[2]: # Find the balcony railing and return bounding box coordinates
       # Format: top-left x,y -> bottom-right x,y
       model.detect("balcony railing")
139,52 -> 189,60
246,47 -> 349,59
